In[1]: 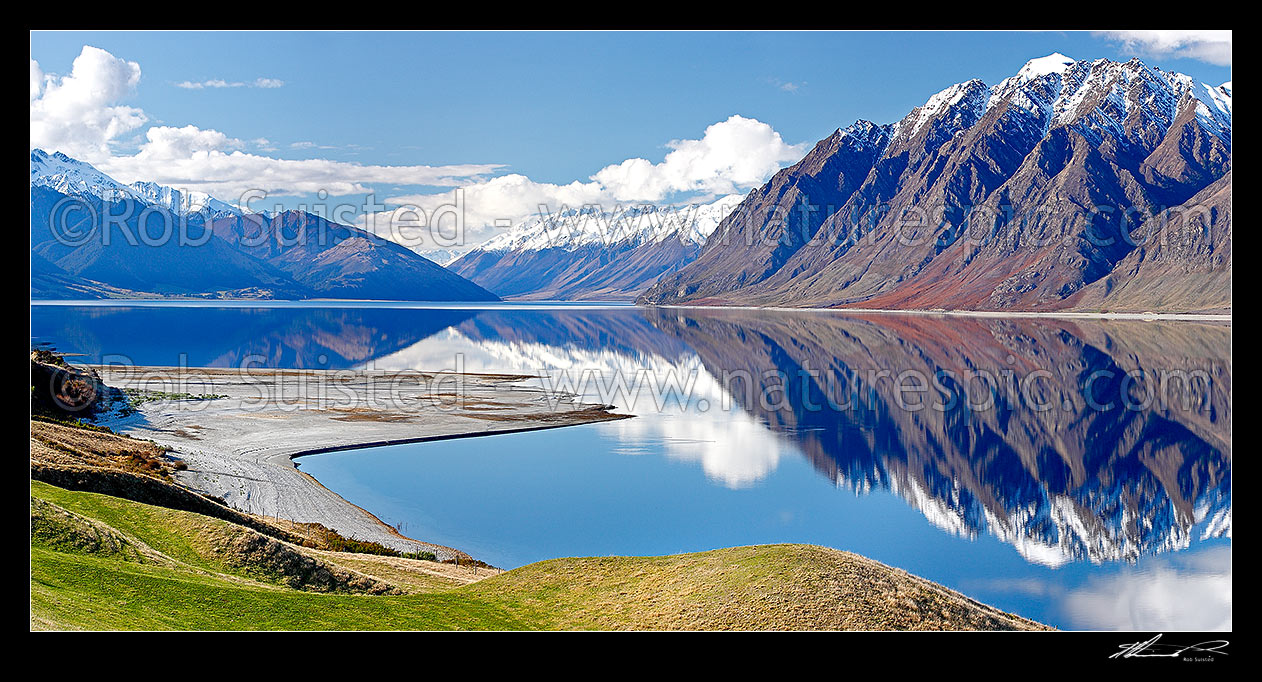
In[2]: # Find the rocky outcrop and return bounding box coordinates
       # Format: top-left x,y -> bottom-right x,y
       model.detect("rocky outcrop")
1070,172 -> 1231,312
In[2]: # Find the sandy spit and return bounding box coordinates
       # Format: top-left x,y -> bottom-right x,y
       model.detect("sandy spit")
91,365 -> 629,562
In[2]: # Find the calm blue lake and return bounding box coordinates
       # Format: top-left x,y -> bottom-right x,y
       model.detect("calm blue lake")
30,301 -> 1232,630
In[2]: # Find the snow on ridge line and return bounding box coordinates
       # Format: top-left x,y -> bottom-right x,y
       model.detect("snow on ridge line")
471,194 -> 746,255
1018,52 -> 1076,79
901,54 -> 1232,145
31,148 -> 246,218
459,56 -> 1231,263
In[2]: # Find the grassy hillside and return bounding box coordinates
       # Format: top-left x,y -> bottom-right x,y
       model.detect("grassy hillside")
30,481 -> 1047,631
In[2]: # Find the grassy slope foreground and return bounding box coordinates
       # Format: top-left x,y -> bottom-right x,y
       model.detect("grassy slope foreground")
30,480 -> 1047,631
29,354 -> 1045,631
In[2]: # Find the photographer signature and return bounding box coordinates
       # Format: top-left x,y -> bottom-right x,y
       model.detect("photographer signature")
1111,634 -> 1229,660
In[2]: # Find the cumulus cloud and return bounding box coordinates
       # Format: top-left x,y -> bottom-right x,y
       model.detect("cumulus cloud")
1097,30 -> 1232,66
30,59 -> 43,100
371,115 -> 804,247
592,115 -> 803,201
375,174 -> 605,243
175,77 -> 285,89
31,44 -> 804,256
29,45 -> 147,162
30,46 -> 502,203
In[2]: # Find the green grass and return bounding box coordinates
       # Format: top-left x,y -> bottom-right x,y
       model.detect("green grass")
31,548 -> 541,630
35,481 -> 223,571
30,481 -> 1046,631
31,482 -> 546,630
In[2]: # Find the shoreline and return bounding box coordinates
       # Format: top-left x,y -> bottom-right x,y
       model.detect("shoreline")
88,365 -> 630,562
649,303 -> 1232,322
33,297 -> 1230,321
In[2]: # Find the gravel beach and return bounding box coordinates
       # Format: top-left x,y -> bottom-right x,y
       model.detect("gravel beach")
90,365 -> 628,561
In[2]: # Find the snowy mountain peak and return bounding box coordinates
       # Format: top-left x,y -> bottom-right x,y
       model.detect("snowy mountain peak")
981,55 -> 1233,147
31,148 -> 245,218
1198,81 -> 1232,130
838,119 -> 893,151
1018,53 -> 1076,80
129,180 -> 244,219
469,194 -> 744,256
31,148 -> 135,202
892,78 -> 989,145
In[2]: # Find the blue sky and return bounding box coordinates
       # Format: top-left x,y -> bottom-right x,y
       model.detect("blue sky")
30,31 -> 1231,249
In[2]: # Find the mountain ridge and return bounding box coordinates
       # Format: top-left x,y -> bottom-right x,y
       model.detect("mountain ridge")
450,196 -> 741,300
30,152 -> 498,302
638,54 -> 1231,313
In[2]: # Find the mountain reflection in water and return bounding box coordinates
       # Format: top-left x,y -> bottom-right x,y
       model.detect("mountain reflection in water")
33,303 -> 1230,571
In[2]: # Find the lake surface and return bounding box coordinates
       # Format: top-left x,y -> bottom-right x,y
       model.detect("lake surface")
30,301 -> 1232,630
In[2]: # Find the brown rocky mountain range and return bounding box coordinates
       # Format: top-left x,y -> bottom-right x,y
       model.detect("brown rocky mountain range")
640,56 -> 1231,313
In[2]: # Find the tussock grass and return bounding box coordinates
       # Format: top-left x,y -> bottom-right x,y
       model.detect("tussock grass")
465,546 -> 1048,631
30,482 -> 1048,631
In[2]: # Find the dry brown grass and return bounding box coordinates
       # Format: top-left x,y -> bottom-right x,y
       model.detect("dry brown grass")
30,420 -> 457,565
470,544 -> 1051,631
30,420 -> 181,479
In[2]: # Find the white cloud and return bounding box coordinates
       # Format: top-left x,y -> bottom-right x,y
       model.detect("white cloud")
373,174 -> 607,247
31,44 -> 802,252
175,77 -> 285,89
1097,30 -> 1232,66
1062,545 -> 1232,631
592,115 -> 803,201
30,46 -> 502,203
370,115 -> 803,248
95,124 -> 503,203
29,46 -> 147,162
30,59 -> 43,100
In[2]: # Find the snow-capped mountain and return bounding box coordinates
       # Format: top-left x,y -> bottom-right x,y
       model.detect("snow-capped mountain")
30,150 -> 498,302
414,247 -> 471,267
449,195 -> 744,300
31,149 -> 244,219
470,195 -> 742,255
642,54 -> 1232,312
128,181 -> 245,220
31,149 -> 138,203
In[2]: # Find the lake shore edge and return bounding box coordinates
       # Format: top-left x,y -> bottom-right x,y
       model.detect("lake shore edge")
31,354 -> 1052,630
86,364 -> 631,562
648,303 -> 1232,322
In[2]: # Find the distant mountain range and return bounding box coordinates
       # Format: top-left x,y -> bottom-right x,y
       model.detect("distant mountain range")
29,150 -> 497,302
634,55 -> 1231,313
31,149 -> 245,221
31,54 -> 1232,310
450,197 -> 739,301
